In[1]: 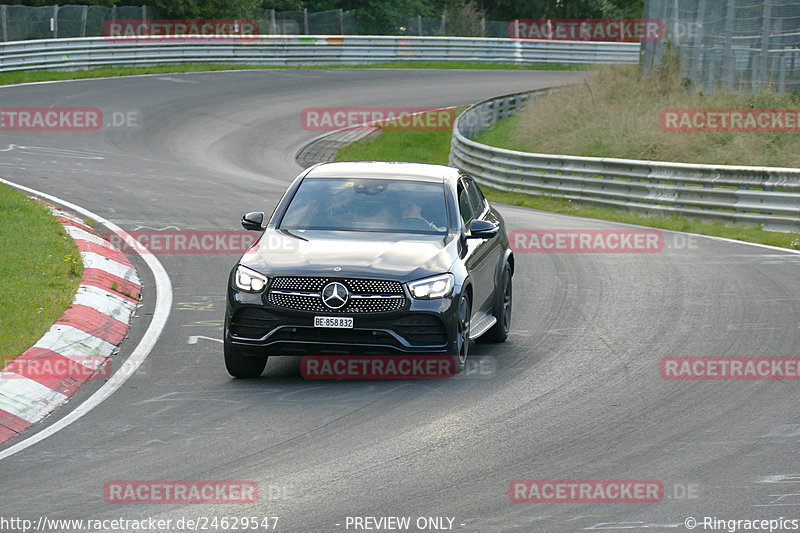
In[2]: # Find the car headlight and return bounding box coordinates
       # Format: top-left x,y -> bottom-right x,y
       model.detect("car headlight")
408,273 -> 454,299
234,265 -> 268,292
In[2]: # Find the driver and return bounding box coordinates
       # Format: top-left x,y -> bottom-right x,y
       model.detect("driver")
401,202 -> 440,231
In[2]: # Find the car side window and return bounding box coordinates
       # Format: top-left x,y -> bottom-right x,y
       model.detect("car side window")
466,177 -> 487,218
458,182 -> 474,226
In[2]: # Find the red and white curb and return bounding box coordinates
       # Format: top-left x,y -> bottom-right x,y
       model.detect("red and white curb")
0,203 -> 141,444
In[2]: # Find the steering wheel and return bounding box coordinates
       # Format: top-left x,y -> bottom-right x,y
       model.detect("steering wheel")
398,217 -> 433,231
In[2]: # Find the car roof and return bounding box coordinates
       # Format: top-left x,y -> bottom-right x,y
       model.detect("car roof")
303,161 -> 461,184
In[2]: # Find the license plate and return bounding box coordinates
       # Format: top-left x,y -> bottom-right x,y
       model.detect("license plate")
314,316 -> 353,329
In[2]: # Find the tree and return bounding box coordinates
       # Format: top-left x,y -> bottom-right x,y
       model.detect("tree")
442,0 -> 486,36
148,0 -> 261,18
480,0 -> 644,20
348,0 -> 433,34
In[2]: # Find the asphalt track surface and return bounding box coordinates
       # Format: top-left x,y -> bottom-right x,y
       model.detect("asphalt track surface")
1,68 -> 800,532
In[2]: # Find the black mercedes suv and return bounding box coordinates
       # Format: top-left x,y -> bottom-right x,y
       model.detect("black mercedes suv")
224,161 -> 513,378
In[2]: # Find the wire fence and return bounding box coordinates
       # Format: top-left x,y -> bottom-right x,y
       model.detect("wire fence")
401,15 -> 511,38
0,5 -> 149,41
0,4 -> 531,41
251,8 -> 353,36
641,0 -> 800,93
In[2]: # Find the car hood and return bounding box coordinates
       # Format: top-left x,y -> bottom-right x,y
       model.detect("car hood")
239,229 -> 456,282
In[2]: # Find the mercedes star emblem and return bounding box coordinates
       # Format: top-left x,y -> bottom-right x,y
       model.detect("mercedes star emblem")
321,282 -> 349,309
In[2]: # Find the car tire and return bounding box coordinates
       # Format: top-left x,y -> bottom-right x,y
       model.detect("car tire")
224,338 -> 268,378
483,263 -> 512,343
449,294 -> 471,374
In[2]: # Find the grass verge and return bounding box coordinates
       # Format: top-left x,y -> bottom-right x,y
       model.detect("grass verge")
0,61 -> 584,87
474,62 -> 800,168
334,112 -> 800,250
0,185 -> 83,367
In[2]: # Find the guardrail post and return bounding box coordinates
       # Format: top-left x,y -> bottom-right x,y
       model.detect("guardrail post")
722,0 -> 736,91
339,9 -> 344,35
52,5 -> 58,39
705,48 -> 720,93
778,48 -> 787,92
1,6 -> 6,43
689,0 -> 706,88
750,49 -> 759,94
270,10 -> 277,34
651,0 -> 669,68
81,6 -> 88,38
671,0 -> 679,45
772,17 -> 783,90
142,5 -> 147,22
303,8 -> 309,35
759,0 -> 772,88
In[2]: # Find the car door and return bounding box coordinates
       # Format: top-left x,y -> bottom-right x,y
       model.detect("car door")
458,177 -> 499,314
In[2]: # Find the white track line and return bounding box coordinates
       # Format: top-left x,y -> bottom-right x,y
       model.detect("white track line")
0,178 -> 172,461
501,203 -> 800,256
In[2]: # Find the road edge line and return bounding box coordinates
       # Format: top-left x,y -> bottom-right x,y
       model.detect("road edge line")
0,178 -> 172,461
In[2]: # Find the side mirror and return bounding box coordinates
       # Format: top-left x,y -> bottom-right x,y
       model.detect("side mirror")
241,211 -> 265,231
467,219 -> 499,239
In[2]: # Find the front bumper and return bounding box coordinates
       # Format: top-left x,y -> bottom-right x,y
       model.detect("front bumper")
226,290 -> 457,356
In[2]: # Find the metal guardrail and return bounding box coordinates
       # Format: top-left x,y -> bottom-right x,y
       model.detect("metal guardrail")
450,89 -> 800,233
0,35 -> 640,72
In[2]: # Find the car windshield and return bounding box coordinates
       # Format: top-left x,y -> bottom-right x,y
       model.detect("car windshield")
279,177 -> 448,234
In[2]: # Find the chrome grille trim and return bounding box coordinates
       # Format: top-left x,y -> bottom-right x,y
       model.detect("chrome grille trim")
268,276 -> 405,313
271,289 -> 320,297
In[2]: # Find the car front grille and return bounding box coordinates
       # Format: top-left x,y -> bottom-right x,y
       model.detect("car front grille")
267,276 -> 405,313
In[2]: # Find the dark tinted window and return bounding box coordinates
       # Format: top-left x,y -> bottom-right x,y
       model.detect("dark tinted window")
466,177 -> 487,217
458,182 -> 474,225
280,178 -> 448,234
